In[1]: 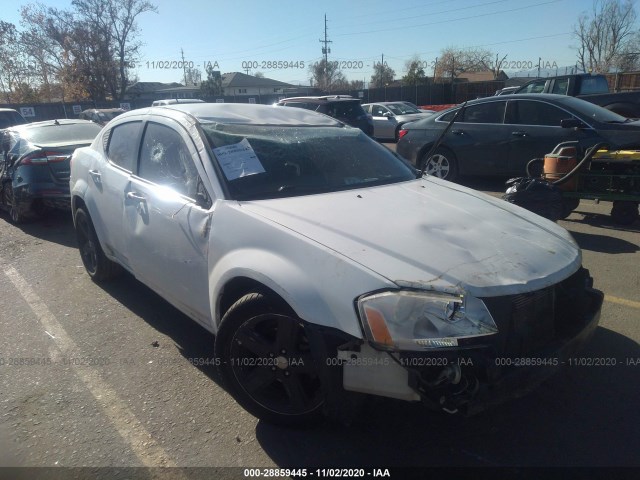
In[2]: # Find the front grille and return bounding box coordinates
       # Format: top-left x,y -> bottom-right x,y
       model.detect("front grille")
481,268 -> 590,357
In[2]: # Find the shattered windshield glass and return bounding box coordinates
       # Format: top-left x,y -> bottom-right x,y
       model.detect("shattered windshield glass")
201,124 -> 416,200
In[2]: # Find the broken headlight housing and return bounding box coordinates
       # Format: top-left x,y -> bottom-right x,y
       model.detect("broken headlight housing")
357,290 -> 498,351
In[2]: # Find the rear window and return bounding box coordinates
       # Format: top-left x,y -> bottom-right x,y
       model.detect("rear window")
17,122 -> 102,146
578,76 -> 610,95
325,101 -> 366,120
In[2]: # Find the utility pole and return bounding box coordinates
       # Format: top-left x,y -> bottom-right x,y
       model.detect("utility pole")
319,13 -> 332,87
537,57 -> 541,78
181,48 -> 187,85
319,14 -> 332,64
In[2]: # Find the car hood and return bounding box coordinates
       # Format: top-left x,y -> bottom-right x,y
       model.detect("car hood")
240,178 -> 581,297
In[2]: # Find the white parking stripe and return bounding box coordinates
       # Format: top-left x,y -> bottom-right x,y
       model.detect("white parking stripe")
2,263 -> 177,468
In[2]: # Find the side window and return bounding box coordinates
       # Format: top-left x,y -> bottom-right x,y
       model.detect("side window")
510,101 -> 570,126
138,122 -> 200,198
372,105 -> 386,116
551,78 -> 569,95
462,102 -> 505,123
107,121 -> 142,171
519,80 -> 547,94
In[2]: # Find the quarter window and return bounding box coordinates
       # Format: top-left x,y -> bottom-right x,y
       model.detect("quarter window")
106,121 -> 142,171
138,122 -> 200,198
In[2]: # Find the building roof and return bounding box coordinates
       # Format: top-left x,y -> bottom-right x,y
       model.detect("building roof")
126,81 -> 183,94
222,72 -> 294,88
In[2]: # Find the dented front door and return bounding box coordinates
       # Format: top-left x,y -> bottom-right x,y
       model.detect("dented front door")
123,120 -> 211,324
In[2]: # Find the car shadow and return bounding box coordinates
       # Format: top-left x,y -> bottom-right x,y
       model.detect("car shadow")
564,209 -> 640,233
255,326 -> 639,467
567,229 -> 639,254
1,209 -> 78,249
96,272 -> 223,384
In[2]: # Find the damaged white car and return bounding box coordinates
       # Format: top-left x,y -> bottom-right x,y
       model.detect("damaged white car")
69,103 -> 603,425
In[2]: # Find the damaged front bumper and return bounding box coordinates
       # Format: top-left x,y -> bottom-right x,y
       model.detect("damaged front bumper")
338,281 -> 603,414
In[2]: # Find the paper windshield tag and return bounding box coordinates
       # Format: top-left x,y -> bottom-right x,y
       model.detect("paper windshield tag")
213,138 -> 265,180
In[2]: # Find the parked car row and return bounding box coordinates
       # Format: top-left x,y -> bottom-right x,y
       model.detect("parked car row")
397,93 -> 640,182
59,102 -> 603,426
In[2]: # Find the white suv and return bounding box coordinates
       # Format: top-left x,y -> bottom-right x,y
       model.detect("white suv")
69,103 -> 602,425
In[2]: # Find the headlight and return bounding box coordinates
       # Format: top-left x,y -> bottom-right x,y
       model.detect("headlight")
357,290 -> 498,351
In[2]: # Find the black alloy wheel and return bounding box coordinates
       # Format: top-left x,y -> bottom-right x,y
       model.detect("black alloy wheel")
215,292 -> 324,426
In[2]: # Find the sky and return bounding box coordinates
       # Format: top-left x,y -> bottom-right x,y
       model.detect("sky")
2,0 -> 626,86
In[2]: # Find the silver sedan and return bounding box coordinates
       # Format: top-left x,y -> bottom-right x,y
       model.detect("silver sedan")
362,102 -> 436,141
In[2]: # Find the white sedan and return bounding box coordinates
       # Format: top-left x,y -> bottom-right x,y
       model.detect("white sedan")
69,103 -> 602,425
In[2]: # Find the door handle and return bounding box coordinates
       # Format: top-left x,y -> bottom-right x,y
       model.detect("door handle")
126,191 -> 146,202
88,170 -> 101,183
511,131 -> 528,137
451,129 -> 464,135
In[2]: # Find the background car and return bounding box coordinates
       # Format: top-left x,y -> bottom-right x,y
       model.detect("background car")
396,93 -> 640,182
277,95 -> 374,136
0,108 -> 28,129
1,119 -> 102,222
69,103 -> 601,426
362,101 -> 436,141
79,108 -> 125,126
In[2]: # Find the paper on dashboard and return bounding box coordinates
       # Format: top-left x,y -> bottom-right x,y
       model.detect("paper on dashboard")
213,138 -> 266,180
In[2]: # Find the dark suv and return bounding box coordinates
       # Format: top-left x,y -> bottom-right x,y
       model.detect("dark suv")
277,96 -> 374,136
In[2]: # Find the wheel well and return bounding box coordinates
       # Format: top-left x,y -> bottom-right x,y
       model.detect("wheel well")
216,277 -> 293,328
72,195 -> 86,214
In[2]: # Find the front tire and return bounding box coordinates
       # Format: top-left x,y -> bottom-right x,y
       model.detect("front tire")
420,147 -> 458,182
74,207 -> 122,282
215,293 -> 325,426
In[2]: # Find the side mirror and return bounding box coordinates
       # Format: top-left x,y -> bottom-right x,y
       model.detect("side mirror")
561,118 -> 585,129
195,191 -> 211,209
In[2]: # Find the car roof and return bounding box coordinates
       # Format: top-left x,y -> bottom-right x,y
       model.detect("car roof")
279,95 -> 359,103
81,108 -> 125,113
131,103 -> 343,126
0,108 -> 21,113
8,119 -> 95,131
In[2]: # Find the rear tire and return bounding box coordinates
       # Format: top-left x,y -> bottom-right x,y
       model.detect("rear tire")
74,207 -> 122,281
420,147 -> 458,182
611,201 -> 639,225
215,292 -> 325,427
3,183 -> 28,224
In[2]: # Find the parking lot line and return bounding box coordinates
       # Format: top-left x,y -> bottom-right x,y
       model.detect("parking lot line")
605,294 -> 640,310
2,263 -> 178,468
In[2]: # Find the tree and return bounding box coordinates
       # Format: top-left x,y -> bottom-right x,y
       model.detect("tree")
574,0 -> 639,73
200,65 -> 222,97
184,67 -> 201,86
309,59 -> 347,91
254,72 -> 265,78
17,0 -> 157,102
370,62 -> 395,88
434,47 -> 493,79
402,56 -> 427,84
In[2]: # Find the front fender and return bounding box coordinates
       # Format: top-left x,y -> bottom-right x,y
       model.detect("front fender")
208,202 -> 395,338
